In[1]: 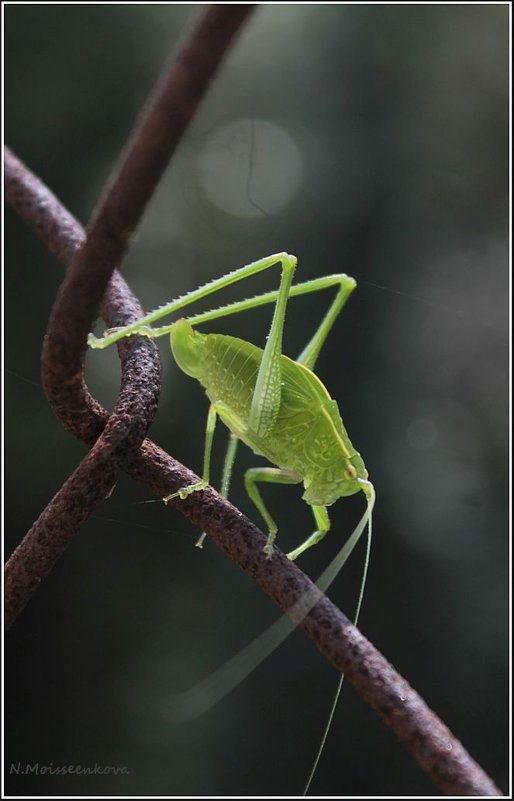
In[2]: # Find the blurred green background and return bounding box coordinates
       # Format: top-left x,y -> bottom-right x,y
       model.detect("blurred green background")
5,4 -> 509,796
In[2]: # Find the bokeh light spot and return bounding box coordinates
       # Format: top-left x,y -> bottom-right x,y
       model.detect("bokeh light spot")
197,118 -> 303,218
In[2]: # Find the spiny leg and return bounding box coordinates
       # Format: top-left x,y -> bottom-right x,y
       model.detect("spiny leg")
295,276 -> 356,371
87,253 -> 356,374
196,433 -> 239,549
163,403 -> 217,504
185,272 -> 356,376
88,252 -> 298,349
244,467 -> 301,558
248,254 -> 296,437
286,505 -> 331,561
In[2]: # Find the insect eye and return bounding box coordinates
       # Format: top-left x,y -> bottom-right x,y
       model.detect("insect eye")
344,464 -> 357,480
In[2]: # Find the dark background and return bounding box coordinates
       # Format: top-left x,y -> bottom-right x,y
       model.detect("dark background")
5,4 -> 509,796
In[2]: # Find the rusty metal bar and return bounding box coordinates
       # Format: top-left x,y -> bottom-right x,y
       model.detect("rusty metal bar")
42,4 -> 257,439
5,6 -> 256,626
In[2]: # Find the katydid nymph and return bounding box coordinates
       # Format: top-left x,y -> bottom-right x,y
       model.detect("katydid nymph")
88,252 -> 375,792
88,252 -> 375,560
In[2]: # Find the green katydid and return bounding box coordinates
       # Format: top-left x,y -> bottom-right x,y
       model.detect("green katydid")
88,252 -> 375,793
88,252 -> 375,561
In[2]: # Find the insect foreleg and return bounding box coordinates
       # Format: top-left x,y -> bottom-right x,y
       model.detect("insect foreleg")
286,505 -> 331,561
163,404 -> 218,504
244,467 -> 301,557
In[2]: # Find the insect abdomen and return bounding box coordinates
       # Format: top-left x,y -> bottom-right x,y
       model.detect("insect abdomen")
197,334 -> 336,473
200,334 -> 261,418
173,327 -> 358,488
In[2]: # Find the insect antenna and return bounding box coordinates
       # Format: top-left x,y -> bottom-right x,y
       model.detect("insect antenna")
302,481 -> 375,795
158,486 -> 375,727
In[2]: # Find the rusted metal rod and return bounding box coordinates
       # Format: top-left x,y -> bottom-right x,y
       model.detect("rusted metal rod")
5,5 -> 257,626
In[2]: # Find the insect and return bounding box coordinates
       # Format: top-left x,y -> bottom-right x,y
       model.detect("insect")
88,252 -> 375,560
88,252 -> 375,793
